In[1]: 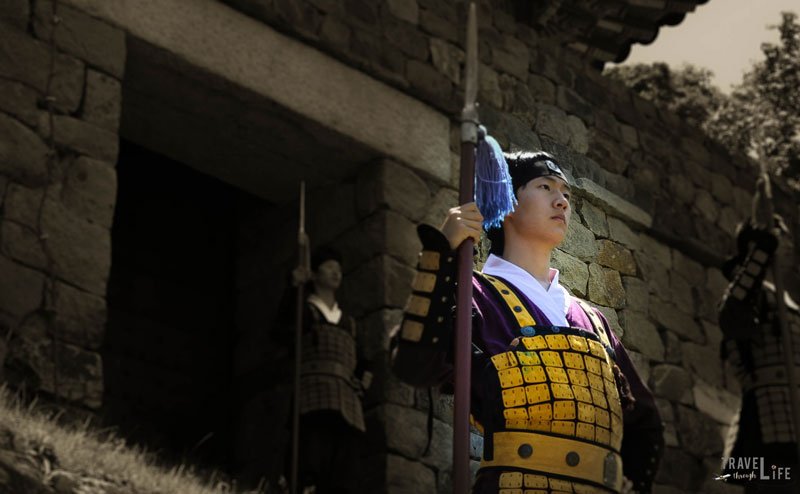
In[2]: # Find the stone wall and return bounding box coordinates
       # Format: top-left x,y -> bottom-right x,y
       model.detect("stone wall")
335,160 -> 457,493
0,1 -> 124,410
2,0 -> 799,493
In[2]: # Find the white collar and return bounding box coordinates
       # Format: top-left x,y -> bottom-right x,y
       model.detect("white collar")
482,254 -> 571,326
307,294 -> 342,324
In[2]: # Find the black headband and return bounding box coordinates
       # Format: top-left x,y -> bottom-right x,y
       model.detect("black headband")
507,151 -> 569,195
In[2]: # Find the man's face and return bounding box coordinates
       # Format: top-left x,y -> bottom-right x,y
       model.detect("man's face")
313,259 -> 343,291
505,175 -> 571,248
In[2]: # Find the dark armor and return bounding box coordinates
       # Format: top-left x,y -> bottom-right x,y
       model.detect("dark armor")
720,220 -> 799,489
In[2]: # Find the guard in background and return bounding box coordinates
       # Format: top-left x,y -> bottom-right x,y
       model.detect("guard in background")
276,247 -> 372,494
719,178 -> 799,493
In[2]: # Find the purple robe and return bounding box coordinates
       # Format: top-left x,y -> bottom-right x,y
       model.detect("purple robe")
471,273 -> 651,407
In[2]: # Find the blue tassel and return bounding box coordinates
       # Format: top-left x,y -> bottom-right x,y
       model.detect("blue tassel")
475,126 -> 516,230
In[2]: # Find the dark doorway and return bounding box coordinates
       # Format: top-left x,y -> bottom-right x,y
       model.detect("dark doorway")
103,139 -> 237,469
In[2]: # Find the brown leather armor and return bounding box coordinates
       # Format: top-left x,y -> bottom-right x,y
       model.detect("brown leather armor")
299,307 -> 366,432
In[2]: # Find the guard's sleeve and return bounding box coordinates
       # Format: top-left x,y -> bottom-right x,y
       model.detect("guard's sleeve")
391,224 -> 458,388
353,316 -> 375,391
598,310 -> 664,493
718,221 -> 778,340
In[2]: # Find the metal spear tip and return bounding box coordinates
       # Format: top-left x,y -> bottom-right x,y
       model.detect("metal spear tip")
463,1 -> 478,111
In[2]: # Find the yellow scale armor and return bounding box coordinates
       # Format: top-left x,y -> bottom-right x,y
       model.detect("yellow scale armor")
478,275 -> 624,493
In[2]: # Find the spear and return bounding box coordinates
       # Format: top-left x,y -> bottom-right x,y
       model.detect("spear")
290,181 -> 310,494
453,3 -> 479,493
753,155 -> 800,462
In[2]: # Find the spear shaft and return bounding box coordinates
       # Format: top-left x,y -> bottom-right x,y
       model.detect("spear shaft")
291,181 -> 308,494
454,3 -> 478,493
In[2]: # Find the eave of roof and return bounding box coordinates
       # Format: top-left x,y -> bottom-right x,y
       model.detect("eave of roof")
513,0 -> 710,66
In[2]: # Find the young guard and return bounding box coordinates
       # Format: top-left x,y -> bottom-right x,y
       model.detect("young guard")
393,151 -> 663,493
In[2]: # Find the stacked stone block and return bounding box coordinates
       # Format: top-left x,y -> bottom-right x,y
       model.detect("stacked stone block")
332,160 -> 456,494
0,1 -> 124,410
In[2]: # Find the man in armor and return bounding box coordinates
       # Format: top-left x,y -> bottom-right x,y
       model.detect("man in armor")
277,247 -> 372,494
719,179 -> 799,493
392,151 -> 663,493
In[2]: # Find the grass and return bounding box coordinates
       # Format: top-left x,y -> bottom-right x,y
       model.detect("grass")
0,386 -> 268,494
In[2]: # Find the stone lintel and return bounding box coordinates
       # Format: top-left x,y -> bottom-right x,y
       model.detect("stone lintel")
64,0 -> 451,183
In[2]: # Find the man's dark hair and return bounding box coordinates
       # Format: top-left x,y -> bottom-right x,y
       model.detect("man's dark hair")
311,246 -> 342,272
